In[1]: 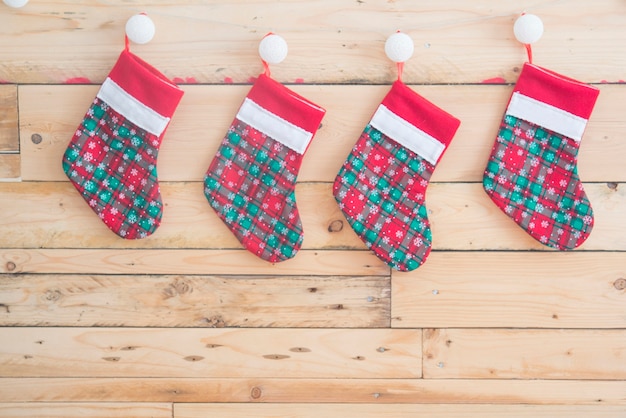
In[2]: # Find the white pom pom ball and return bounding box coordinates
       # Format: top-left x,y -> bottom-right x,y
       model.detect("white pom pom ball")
3,0 -> 29,8
385,31 -> 414,63
125,13 -> 156,45
259,34 -> 288,64
514,13 -> 544,44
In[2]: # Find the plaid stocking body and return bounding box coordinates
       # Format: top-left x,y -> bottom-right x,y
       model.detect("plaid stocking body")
334,81 -> 460,271
62,49 -> 183,239
204,74 -> 325,262
483,63 -> 599,249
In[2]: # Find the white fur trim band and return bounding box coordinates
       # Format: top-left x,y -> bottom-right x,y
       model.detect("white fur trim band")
97,78 -> 171,136
370,104 -> 445,165
236,98 -> 313,154
506,92 -> 588,141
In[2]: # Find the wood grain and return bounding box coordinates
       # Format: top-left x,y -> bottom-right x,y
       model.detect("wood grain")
0,154 -> 20,180
1,0 -> 625,414
0,182 -> 363,250
0,378 -> 623,404
18,84 -> 626,183
0,85 -> 18,152
392,252 -> 626,328
0,328 -> 421,378
0,182 -> 624,251
0,248 -> 388,276
2,1 -> 625,84
175,403 -> 626,418
423,328 -> 626,379
0,403 -> 171,418
0,274 -> 390,328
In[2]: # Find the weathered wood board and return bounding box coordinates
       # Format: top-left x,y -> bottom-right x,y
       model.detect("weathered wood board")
1,0 -> 625,416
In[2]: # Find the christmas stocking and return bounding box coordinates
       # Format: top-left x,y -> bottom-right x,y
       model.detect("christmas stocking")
204,73 -> 325,262
483,64 -> 600,250
333,80 -> 460,271
62,47 -> 183,239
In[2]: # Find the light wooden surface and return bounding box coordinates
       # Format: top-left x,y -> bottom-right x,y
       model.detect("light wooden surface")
1,1 -> 625,417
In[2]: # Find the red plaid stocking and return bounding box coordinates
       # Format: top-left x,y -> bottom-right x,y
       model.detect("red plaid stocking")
62,47 -> 184,239
204,74 -> 325,262
483,63 -> 599,249
333,81 -> 460,271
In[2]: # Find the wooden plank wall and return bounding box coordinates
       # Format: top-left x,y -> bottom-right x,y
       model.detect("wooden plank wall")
1,0 -> 625,417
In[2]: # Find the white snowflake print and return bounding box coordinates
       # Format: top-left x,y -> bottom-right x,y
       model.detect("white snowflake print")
583,215 -> 593,225
559,179 -> 568,188
140,179 -> 147,186
540,235 -> 548,243
541,220 -> 549,228
131,168 -> 138,176
497,175 -> 507,185
134,154 -> 142,162
413,237 -> 423,246
119,193 -> 126,200
529,222 -> 535,229
110,207 -> 119,215
374,222 -> 382,231
382,236 -> 390,245
369,205 -> 379,215
395,230 -> 404,239
89,199 -> 97,207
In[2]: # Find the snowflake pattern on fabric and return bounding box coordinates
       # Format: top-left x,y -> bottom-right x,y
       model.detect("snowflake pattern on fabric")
333,124 -> 434,271
62,97 -> 162,239
204,119 -> 304,262
483,114 -> 593,249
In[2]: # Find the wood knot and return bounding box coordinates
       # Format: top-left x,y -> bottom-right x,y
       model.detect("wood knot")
183,355 -> 205,362
31,133 -> 43,144
43,289 -> 63,302
163,279 -> 193,298
250,386 -> 262,399
328,220 -> 344,232
289,347 -> 311,353
263,354 -> 290,360
5,261 -> 16,272
102,356 -> 120,362
204,315 -> 225,328
614,278 -> 626,290
607,182 -> 618,191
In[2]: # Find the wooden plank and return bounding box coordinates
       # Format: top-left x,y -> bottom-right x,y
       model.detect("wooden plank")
18,84 -> 626,183
0,154 -> 20,180
0,328 -> 421,378
1,182 -> 624,251
175,403 -> 626,418
428,182 -> 626,251
423,329 -> 626,380
0,274 -> 390,328
1,1 -> 625,84
0,182 -> 362,250
392,252 -> 626,329
0,248 -> 387,275
0,378 -> 624,404
0,403 -> 171,418
0,85 -> 18,152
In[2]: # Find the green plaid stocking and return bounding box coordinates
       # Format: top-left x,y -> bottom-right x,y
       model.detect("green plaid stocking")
483,63 -> 599,249
204,74 -> 325,262
333,81 -> 460,271
62,48 -> 183,239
